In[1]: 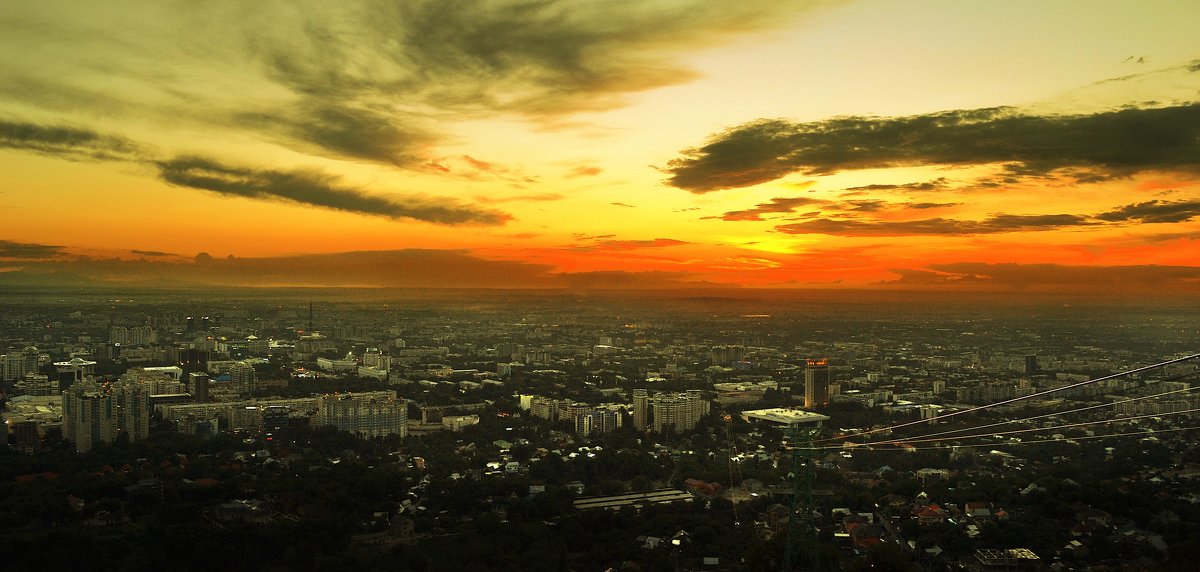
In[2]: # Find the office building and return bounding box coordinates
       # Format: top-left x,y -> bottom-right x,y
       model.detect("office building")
189,372 -> 210,403
1024,354 -> 1038,375
804,359 -> 831,409
54,357 -> 96,392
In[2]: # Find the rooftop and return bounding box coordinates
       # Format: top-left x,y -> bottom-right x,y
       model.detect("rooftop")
741,408 -> 830,427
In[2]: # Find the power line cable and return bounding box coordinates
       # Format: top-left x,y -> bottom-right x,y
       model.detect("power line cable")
812,353 -> 1200,445
797,407 -> 1200,452
863,372 -> 1200,448
877,424 -> 1200,452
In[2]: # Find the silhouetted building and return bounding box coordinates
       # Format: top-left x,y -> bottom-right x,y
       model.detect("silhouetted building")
1024,354 -> 1038,375
10,420 -> 40,452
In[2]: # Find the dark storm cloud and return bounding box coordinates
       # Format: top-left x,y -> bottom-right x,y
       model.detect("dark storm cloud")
775,214 -> 1092,236
0,119 -> 140,161
155,156 -> 510,225
1095,199 -> 1200,223
0,240 -> 66,259
665,104 -> 1200,192
715,197 -> 827,221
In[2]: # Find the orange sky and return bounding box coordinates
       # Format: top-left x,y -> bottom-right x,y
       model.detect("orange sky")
1,1 -> 1198,292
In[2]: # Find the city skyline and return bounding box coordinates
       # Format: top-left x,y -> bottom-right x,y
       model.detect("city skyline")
2,1 -> 1199,293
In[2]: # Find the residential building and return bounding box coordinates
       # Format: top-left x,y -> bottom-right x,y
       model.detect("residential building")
317,391 -> 407,438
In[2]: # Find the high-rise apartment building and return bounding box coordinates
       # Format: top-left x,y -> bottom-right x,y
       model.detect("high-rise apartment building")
317,391 -> 407,438
62,380 -> 149,453
650,389 -> 709,433
632,388 -> 649,431
229,362 -> 256,396
710,345 -> 745,367
575,409 -> 620,436
631,388 -> 708,434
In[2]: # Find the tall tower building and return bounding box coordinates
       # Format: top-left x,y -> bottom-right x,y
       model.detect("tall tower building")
1024,354 -> 1038,375
804,359 -> 831,409
632,388 -> 649,431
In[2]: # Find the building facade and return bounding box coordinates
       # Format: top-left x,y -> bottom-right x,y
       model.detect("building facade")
316,391 -> 407,438
62,380 -> 149,453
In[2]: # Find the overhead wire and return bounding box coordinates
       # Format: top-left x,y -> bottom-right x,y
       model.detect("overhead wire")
866,407 -> 1200,447
861,371 -> 1200,448
793,407 -> 1200,452
810,353 -> 1200,445
853,424 -> 1200,452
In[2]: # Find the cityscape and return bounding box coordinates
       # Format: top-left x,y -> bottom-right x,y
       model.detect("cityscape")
2,1 -> 1200,570
2,288 -> 1198,570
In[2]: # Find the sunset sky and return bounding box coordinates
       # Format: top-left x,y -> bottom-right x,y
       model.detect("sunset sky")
1,0 -> 1198,291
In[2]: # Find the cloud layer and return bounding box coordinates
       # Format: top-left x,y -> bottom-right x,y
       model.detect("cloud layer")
0,1 -> 826,167
0,119 -> 140,162
157,156 -> 508,224
0,117 -> 508,225
665,103 -> 1200,193
884,262 -> 1200,292
0,247 -> 722,290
